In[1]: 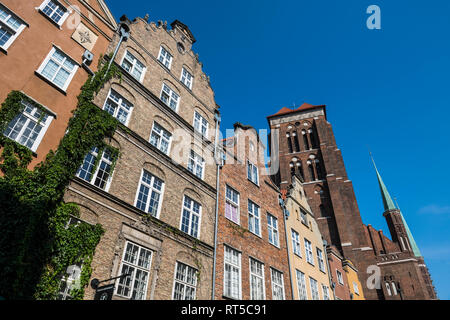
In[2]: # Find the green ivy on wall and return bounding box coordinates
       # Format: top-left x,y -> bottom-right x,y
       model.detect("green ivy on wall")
0,57 -> 121,300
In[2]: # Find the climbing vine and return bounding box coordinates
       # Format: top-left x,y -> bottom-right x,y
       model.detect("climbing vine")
0,56 -> 121,300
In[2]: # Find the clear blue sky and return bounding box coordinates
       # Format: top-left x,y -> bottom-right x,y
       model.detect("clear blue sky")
106,0 -> 450,299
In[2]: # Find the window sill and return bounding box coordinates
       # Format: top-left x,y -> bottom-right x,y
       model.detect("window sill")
34,71 -> 67,95
248,179 -> 260,188
0,47 -> 7,55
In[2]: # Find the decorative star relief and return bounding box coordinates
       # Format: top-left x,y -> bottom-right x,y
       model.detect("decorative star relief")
78,30 -> 92,44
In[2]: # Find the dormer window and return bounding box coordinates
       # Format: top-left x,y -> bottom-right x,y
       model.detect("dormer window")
158,46 -> 172,69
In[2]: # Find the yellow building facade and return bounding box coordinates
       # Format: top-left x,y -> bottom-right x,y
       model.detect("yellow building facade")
343,260 -> 365,300
282,175 -> 333,300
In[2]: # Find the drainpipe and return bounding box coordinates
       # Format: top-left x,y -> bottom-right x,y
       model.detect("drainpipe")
105,17 -> 130,77
280,195 -> 295,300
323,240 -> 336,300
211,110 -> 222,300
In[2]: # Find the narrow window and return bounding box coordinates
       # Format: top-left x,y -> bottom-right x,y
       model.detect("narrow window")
308,163 -> 316,181
135,170 -> 164,218
0,4 -> 27,50
267,213 -> 279,247
309,128 -> 318,149
150,122 -> 172,155
187,150 -> 205,179
296,161 -> 304,180
193,111 -> 209,138
103,89 -> 133,125
180,67 -> 193,89
37,47 -> 79,91
305,239 -> 314,265
286,133 -> 293,153
290,162 -> 295,176
353,282 -> 360,295
115,241 -> 152,300
322,284 -> 330,300
224,246 -> 241,299
225,185 -> 240,224
180,196 -> 201,238
247,161 -> 259,185
317,248 -> 325,272
121,50 -> 146,82
385,282 -> 392,296
172,262 -> 197,300
39,0 -> 69,26
319,205 -> 327,217
309,277 -> 320,300
160,83 -> 180,111
248,200 -> 261,236
302,130 -> 310,150
3,100 -> 53,152
296,270 -> 308,300
158,46 -> 173,69
293,131 -> 300,152
291,229 -> 302,257
336,270 -> 344,285
315,160 -> 324,180
270,268 -> 285,300
391,282 -> 398,295
76,147 -> 114,191
249,258 -> 265,300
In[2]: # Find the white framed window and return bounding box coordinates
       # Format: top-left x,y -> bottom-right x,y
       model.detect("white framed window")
172,262 -> 197,300
180,196 -> 201,238
160,83 -> 180,111
322,284 -> 330,300
37,46 -> 79,91
336,270 -> 344,285
158,46 -> 173,69
391,282 -> 397,295
57,262 -> 82,300
76,147 -> 114,191
296,270 -> 308,300
385,282 -> 392,296
224,245 -> 241,299
187,150 -> 204,179
247,161 -> 259,185
309,277 -> 320,300
353,281 -> 360,296
180,67 -> 193,89
115,241 -> 153,300
193,111 -> 208,138
267,213 -> 279,247
0,4 -> 27,51
150,122 -> 172,155
135,170 -> 164,218
291,230 -> 302,257
300,208 -> 308,225
225,185 -> 239,224
3,100 -> 53,152
248,200 -> 261,237
121,50 -> 146,82
270,268 -> 285,300
249,258 -> 265,300
39,0 -> 70,27
103,89 -> 133,125
317,248 -> 325,272
304,239 -> 314,265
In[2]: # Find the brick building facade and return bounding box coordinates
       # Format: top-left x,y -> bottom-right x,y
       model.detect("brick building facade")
214,123 -> 292,300
267,103 -> 437,300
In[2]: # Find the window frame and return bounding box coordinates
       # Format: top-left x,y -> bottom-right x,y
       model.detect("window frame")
336,270 -> 344,285
114,240 -> 153,300
267,213 -> 279,247
316,248 -> 325,273
247,160 -> 259,186
38,0 -> 70,27
225,185 -> 240,225
102,89 -> 133,126
270,268 -> 285,300
291,229 -> 302,257
36,46 -> 79,91
120,49 -> 146,82
295,269 -> 308,300
304,239 -> 314,265
3,99 -> 54,152
187,149 -> 205,180
249,257 -> 266,300
322,284 -> 331,300
0,3 -> 27,51
223,245 -> 242,300
157,46 -> 173,69
309,277 -> 320,300
248,200 -> 261,237
353,281 -> 360,296
134,169 -> 165,219
193,110 -> 209,138
180,67 -> 193,89
149,121 -> 172,155
179,195 -> 202,239
76,147 -> 114,191
160,83 -> 180,112
171,261 -> 198,300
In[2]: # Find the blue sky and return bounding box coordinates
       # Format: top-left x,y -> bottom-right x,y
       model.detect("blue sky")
106,0 -> 450,299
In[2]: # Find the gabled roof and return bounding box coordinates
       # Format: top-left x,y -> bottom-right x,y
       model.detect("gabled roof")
81,0 -> 118,29
267,103 -> 326,119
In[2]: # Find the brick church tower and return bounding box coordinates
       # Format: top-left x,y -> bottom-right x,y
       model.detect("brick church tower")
267,103 -> 437,300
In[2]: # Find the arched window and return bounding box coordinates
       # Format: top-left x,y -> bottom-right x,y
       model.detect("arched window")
296,161 -> 304,181
293,131 -> 300,152
286,132 -> 293,153
309,128 -> 318,149
302,130 -> 310,150
308,162 -> 316,181
290,162 -> 295,176
315,159 -> 324,180
319,205 -> 327,217
385,282 -> 392,296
